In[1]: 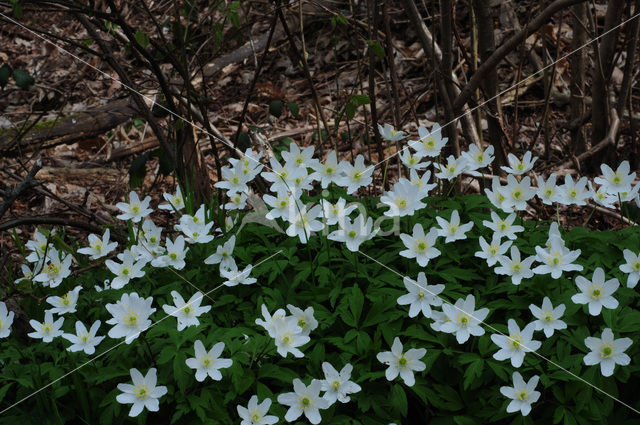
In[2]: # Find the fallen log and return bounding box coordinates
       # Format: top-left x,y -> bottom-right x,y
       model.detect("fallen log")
0,98 -> 138,155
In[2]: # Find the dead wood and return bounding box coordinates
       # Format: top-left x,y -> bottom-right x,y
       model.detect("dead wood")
0,98 -> 138,155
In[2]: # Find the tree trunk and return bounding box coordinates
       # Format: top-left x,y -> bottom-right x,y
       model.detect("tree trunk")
472,0 -> 505,167
570,2 -> 588,155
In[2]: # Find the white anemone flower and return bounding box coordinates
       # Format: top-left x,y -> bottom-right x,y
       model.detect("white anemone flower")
594,160 -> 636,195
532,237 -> 583,279
571,267 -> 619,316
461,144 -> 494,173
491,319 -> 541,367
399,149 -> 430,171
399,224 -> 441,267
309,150 -> 342,188
28,311 -> 64,342
380,180 -> 426,217
185,340 -> 233,381
558,174 -> 591,206
204,235 -> 237,270
277,379 -> 329,425
162,290 -> 211,331
407,169 -> 437,197
286,304 -> 318,336
33,248 -> 73,288
0,301 -> 15,338
500,372 -> 541,416
474,235 -> 513,266
282,141 -> 321,170
320,362 -> 361,404
45,285 -> 82,315
116,368 -> 167,417
77,229 -> 118,259
528,297 -> 566,338
500,151 -> 537,175
376,337 -> 426,386
286,203 -> 324,244
409,123 -> 447,157
439,294 -> 489,344
220,263 -> 257,286
501,175 -> 536,211
273,317 -> 310,358
619,249 -> 640,288
327,214 -> 377,252
435,210 -> 474,243
158,186 -> 185,211
62,320 -> 105,354
536,174 -> 560,205
320,197 -> 357,226
105,292 -> 155,344
494,246 -> 536,286
482,212 -> 523,240
434,155 -> 467,181
336,154 -> 374,194
116,191 -> 153,223
583,328 -> 632,377
237,395 -> 279,425
105,250 -> 146,289
264,192 -> 294,221
397,272 -> 444,318
377,123 -> 407,141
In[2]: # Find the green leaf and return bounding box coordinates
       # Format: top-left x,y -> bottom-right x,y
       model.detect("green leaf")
287,101 -> 299,118
134,30 -> 150,47
269,100 -> 283,118
462,358 -> 484,390
367,40 -> 385,59
0,64 -> 11,88
128,153 -> 148,188
350,94 -> 371,105
391,383 -> 408,416
348,285 -> 364,325
12,68 -> 34,89
345,101 -> 356,120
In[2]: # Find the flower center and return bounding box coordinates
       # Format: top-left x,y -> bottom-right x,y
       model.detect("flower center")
130,204 -> 140,214
398,356 -> 408,368
348,230 -> 357,239
423,137 -> 435,149
133,384 -> 150,400
395,198 -> 408,209
351,170 -> 362,181
611,173 -> 622,184
418,291 -> 425,299
414,240 -> 428,253
489,245 -> 499,255
599,343 -> 614,359
122,267 -> 130,276
41,322 -> 53,334
516,389 -> 529,401
332,380 -> 340,390
124,311 -> 139,327
201,355 -> 214,368
512,189 -> 522,200
511,262 -> 522,273
457,313 -> 470,327
324,165 -> 334,175
589,285 -> 603,300
448,224 -> 459,234
295,154 -> 305,165
542,312 -> 554,322
60,294 -> 72,307
250,411 -> 263,422
301,397 -> 310,406
298,318 -> 306,329
509,333 -> 523,350
632,260 -> 640,271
